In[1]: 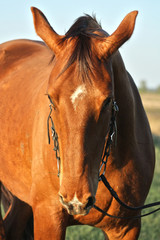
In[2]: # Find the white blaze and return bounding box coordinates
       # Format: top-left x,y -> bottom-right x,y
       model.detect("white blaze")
70,85 -> 87,110
69,193 -> 83,206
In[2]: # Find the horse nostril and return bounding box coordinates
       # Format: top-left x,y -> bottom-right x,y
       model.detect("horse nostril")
85,196 -> 95,209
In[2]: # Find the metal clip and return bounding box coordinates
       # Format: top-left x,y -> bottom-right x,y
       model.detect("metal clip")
47,97 -> 61,178
57,157 -> 60,177
111,132 -> 115,142
113,101 -> 119,113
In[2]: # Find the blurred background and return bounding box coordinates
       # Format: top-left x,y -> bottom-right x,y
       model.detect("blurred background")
0,0 -> 160,239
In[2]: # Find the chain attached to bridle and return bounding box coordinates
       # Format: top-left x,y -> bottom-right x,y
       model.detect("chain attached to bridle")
47,95 -> 160,219
98,100 -> 119,179
47,95 -> 60,177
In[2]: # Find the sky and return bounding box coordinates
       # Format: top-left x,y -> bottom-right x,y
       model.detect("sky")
0,0 -> 160,89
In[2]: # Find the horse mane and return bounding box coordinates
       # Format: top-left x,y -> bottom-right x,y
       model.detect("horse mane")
64,14 -> 102,39
57,15 -> 104,82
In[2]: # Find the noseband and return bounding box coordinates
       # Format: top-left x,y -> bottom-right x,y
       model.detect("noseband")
47,95 -> 160,219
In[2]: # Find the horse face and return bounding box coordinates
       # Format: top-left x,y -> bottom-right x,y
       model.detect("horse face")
31,7 -> 138,215
47,50 -> 113,215
49,83 -> 113,216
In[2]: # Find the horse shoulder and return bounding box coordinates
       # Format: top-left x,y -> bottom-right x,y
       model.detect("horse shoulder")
0,39 -> 55,204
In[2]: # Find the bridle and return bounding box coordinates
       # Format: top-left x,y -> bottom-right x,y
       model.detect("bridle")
98,99 -> 119,178
47,95 -> 160,219
47,95 -> 60,177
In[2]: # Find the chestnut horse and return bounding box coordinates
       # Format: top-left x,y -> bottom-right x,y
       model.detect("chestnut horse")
0,7 -> 155,240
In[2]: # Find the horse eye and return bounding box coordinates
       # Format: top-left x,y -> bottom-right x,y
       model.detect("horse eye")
101,97 -> 111,112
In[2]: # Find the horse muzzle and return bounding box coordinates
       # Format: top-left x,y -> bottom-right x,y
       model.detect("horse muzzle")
59,194 -> 95,215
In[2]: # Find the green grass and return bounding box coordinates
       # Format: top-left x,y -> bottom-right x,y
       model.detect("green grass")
66,226 -> 104,240
66,136 -> 160,240
0,203 -> 5,217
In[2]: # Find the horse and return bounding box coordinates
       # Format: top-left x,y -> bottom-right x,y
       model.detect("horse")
0,7 -> 155,240
1,183 -> 33,240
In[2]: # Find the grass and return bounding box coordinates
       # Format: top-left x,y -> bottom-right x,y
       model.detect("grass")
141,92 -> 160,135
66,93 -> 160,240
66,226 -> 104,240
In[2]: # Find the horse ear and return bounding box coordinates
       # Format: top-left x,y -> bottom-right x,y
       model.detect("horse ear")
31,7 -> 62,54
97,11 -> 138,58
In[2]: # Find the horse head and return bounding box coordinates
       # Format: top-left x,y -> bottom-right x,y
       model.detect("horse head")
31,7 -> 138,215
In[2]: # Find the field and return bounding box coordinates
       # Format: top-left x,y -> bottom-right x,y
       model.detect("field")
66,92 -> 160,240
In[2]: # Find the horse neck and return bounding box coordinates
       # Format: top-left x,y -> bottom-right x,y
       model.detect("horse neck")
112,51 -> 134,103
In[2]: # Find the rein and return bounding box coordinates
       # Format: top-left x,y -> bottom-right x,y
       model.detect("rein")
47,95 -> 160,219
94,175 -> 160,219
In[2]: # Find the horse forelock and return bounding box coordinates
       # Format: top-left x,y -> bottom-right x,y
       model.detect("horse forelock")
56,15 -> 105,83
64,14 -> 102,38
